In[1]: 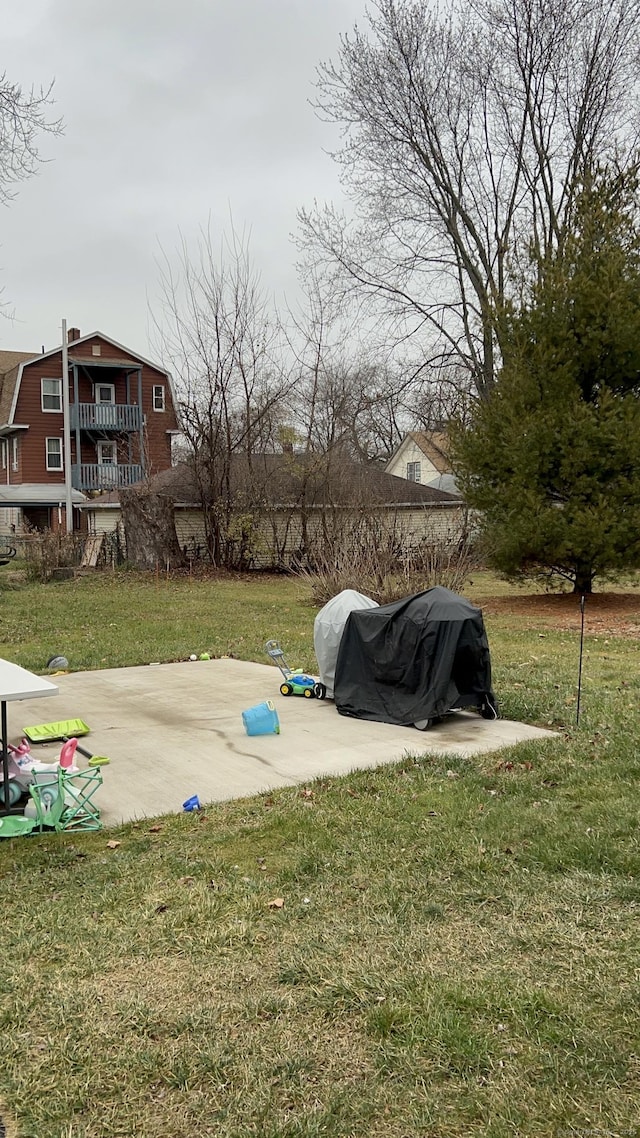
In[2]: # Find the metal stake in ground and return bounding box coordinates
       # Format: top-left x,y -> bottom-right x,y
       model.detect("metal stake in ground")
576,594 -> 587,726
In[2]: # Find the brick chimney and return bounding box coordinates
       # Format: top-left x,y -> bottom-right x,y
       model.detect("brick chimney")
67,327 -> 81,343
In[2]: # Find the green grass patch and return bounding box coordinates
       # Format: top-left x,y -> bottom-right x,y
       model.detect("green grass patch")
0,569 -> 639,1135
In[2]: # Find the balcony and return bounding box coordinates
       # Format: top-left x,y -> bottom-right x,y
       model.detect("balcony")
70,403 -> 142,432
72,463 -> 143,492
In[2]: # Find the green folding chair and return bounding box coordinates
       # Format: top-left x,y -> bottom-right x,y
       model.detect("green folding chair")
29,742 -> 105,833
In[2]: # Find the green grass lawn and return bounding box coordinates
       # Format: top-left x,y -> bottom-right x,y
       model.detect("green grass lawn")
0,570 -> 639,1137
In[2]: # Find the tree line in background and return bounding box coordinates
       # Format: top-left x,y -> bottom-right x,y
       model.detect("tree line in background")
151,0 -> 640,590
5,0 -> 640,590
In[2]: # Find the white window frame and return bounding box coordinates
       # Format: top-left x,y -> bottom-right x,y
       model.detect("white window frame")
45,437 -> 63,472
97,441 -> 117,466
1,440 -> 6,470
406,461 -> 421,483
95,383 -> 115,405
11,437 -> 18,472
152,384 -> 165,412
41,377 -> 62,412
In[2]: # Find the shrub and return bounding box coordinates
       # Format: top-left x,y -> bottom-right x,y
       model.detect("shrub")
22,530 -> 86,582
296,517 -> 477,606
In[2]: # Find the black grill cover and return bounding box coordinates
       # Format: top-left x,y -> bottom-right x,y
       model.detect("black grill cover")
334,586 -> 494,725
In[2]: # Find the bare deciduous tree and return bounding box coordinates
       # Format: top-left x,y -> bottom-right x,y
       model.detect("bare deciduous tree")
284,271 -> 439,465
0,73 -> 61,205
298,0 -> 640,398
152,224 -> 291,567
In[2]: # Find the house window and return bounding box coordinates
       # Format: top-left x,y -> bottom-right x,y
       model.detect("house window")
1,440 -> 6,469
97,441 -> 117,466
91,345 -> 101,356
46,437 -> 63,471
407,461 -> 421,482
41,377 -> 62,412
11,437 -> 18,472
152,384 -> 165,412
96,383 -> 115,404
97,441 -> 118,487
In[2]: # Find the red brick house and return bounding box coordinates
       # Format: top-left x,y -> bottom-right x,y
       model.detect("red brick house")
0,329 -> 180,533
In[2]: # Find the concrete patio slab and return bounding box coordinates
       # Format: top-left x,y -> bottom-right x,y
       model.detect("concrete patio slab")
11,659 -> 557,826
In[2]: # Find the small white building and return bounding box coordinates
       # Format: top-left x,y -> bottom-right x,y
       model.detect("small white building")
81,456 -> 467,569
385,430 -> 458,494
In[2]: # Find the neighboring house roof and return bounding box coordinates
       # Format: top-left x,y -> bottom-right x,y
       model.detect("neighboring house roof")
405,430 -> 451,474
425,472 -> 458,494
84,455 -> 463,511
0,332 -> 178,429
0,350 -> 39,374
0,351 -> 39,426
0,484 -> 87,506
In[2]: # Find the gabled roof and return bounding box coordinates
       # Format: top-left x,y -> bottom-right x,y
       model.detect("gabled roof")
84,455 -> 463,510
386,430 -> 452,475
409,430 -> 451,473
0,332 -> 177,428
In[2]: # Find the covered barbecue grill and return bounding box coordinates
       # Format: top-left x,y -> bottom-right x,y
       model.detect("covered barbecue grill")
334,586 -> 497,729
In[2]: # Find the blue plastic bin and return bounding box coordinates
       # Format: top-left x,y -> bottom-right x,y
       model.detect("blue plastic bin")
242,700 -> 280,736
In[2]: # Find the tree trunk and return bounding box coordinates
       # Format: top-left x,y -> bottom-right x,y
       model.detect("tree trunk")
573,566 -> 594,594
120,487 -> 186,571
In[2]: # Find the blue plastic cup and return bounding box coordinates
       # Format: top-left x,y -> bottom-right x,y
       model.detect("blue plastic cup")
183,795 -> 201,812
242,700 -> 280,736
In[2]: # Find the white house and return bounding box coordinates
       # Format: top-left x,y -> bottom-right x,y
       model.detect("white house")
385,430 -> 458,494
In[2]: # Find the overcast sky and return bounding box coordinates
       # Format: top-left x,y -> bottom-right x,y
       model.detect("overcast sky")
2,0 -> 368,357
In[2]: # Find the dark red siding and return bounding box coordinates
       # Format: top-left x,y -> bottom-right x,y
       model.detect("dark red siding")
11,335 -> 178,484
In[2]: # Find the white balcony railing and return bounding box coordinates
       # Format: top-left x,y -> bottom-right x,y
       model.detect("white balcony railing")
70,403 -> 141,432
71,463 -> 143,491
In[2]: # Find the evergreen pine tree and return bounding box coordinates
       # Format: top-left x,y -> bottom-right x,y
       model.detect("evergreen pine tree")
452,167 -> 640,593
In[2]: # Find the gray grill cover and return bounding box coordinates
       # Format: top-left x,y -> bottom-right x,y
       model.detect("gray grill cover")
314,589 -> 378,699
334,586 -> 494,725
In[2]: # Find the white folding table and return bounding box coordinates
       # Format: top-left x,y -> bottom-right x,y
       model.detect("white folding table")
0,660 -> 58,815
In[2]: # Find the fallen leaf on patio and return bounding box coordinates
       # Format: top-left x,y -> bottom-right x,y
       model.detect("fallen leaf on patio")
268,897 -> 285,909
106,840 -> 121,849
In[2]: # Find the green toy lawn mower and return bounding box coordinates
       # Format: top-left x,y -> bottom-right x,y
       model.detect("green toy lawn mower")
265,640 -> 326,699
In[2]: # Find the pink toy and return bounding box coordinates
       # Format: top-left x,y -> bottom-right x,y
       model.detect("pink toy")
8,737 -> 31,758
59,738 -> 78,770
